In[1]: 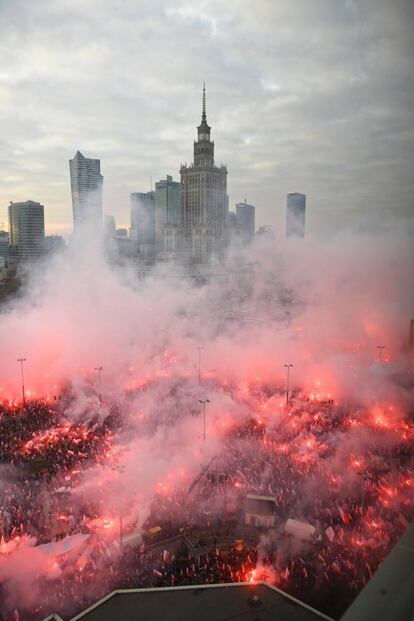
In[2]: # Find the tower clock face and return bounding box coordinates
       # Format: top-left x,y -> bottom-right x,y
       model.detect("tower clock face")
199,132 -> 209,141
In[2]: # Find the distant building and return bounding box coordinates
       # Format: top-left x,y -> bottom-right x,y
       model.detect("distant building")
69,151 -> 103,235
236,201 -> 255,244
130,191 -> 155,258
8,200 -> 45,261
180,84 -> 228,264
0,230 -> 9,258
116,228 -> 128,238
227,211 -> 240,244
155,175 -> 181,257
104,215 -> 116,240
256,225 -> 275,241
286,192 -> 306,237
45,235 -> 65,255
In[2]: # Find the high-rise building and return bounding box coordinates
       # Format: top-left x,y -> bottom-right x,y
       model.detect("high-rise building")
180,85 -> 228,264
227,211 -> 240,244
104,215 -> 116,240
155,175 -> 181,257
8,200 -> 45,261
286,192 -> 306,238
69,151 -> 103,235
130,191 -> 155,258
0,230 -> 9,258
236,201 -> 255,245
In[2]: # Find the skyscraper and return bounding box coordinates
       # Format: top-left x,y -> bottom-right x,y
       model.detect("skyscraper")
155,175 -> 181,257
236,201 -> 255,245
130,191 -> 155,258
286,192 -> 306,238
8,200 -> 45,261
180,85 -> 228,264
69,151 -> 103,235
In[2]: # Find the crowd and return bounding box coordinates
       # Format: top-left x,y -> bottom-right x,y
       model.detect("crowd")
0,393 -> 413,621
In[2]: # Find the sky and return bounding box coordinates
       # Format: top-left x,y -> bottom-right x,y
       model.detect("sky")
0,0 -> 413,237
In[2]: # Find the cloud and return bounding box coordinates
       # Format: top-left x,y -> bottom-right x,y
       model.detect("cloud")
0,0 -> 413,235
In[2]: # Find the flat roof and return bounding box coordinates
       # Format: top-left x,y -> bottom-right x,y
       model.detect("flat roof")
67,582 -> 332,621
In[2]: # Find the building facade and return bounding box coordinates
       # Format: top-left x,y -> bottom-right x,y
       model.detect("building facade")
286,192 -> 306,238
8,200 -> 45,261
236,201 -> 255,245
130,191 -> 155,258
180,85 -> 228,264
0,230 -> 9,258
69,151 -> 103,235
155,175 -> 181,257
45,235 -> 65,255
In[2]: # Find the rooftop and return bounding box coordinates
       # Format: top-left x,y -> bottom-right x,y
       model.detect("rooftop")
47,582 -> 332,621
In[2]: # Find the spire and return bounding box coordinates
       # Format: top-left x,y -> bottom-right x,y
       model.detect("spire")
202,82 -> 206,121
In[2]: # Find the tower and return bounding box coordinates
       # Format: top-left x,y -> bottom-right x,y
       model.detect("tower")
130,191 -> 155,258
180,84 -> 228,264
236,200 -> 255,245
286,192 -> 306,238
155,175 -> 181,257
69,151 -> 103,236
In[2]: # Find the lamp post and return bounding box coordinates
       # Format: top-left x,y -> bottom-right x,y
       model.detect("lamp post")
283,364 -> 293,406
111,465 -> 126,549
17,358 -> 26,407
357,469 -> 372,516
199,399 -> 210,453
95,366 -> 103,405
196,346 -> 204,385
376,345 -> 385,362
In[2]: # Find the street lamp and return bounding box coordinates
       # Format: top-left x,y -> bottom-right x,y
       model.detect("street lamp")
17,358 -> 26,407
199,399 -> 211,453
283,364 -> 293,406
376,345 -> 385,362
111,464 -> 126,549
357,469 -> 372,516
196,346 -> 204,385
95,366 -> 103,405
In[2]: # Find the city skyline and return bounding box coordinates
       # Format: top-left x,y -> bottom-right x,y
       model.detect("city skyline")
1,1 -> 413,238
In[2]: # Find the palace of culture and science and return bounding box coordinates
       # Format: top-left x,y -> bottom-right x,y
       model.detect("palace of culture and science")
180,84 -> 229,264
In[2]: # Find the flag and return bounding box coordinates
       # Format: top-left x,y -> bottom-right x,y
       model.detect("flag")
325,526 -> 335,542
338,505 -> 351,524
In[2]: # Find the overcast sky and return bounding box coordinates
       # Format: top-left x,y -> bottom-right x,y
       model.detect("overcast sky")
0,0 -> 413,237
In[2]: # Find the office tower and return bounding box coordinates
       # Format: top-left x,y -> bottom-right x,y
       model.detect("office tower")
130,191 -> 155,258
286,192 -> 306,237
155,175 -> 181,257
69,151 -> 103,235
104,215 -> 116,240
45,235 -> 65,255
180,84 -> 228,264
227,211 -> 240,244
8,200 -> 45,261
236,200 -> 255,245
0,230 -> 9,258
